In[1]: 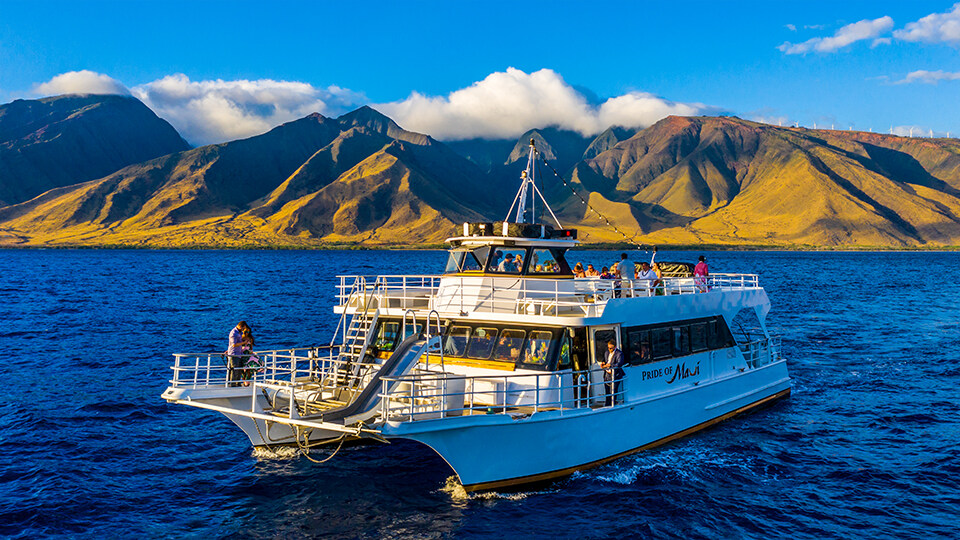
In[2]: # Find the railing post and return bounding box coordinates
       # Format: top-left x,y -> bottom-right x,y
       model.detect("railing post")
534,375 -> 540,413
503,376 -> 508,414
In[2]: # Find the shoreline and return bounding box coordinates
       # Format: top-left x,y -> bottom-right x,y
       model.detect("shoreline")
0,242 -> 958,252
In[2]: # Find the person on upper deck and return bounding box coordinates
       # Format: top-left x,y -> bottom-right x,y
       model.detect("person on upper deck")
573,262 -> 586,278
617,253 -> 635,280
599,266 -> 614,279
637,261 -> 659,294
585,264 -> 599,277
695,255 -> 709,292
614,253 -> 634,298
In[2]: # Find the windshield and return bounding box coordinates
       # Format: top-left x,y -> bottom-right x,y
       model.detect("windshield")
444,249 -> 484,273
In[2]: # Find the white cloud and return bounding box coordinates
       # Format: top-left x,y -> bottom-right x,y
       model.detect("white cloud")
895,69 -> 960,84
130,74 -> 364,145
894,3 -> 960,44
778,16 -> 894,54
34,70 -> 129,96
373,68 -> 710,140
785,24 -> 797,32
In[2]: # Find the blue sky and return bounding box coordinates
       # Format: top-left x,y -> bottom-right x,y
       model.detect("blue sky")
2,1 -> 959,144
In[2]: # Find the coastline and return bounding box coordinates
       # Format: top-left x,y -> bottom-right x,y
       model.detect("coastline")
0,241 -> 957,252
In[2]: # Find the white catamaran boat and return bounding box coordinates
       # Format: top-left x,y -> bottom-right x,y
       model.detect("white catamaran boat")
162,140 -> 791,492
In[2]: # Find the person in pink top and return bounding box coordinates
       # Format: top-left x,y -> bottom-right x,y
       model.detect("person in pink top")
694,255 -> 709,292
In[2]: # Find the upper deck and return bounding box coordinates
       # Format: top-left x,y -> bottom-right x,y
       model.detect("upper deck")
335,272 -> 763,321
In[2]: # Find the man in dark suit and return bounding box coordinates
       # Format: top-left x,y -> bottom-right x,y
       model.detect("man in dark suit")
601,339 -> 626,406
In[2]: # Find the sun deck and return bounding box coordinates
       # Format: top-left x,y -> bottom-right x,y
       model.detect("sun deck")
335,273 -> 762,319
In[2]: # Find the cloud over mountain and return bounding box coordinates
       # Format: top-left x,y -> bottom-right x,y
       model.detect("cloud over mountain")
130,74 -> 364,145
34,70 -> 130,96
29,68 -> 713,145
373,68 -> 711,140
778,16 -> 894,54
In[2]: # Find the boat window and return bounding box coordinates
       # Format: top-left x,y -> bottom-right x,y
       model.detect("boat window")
466,327 -> 498,359
374,321 -> 401,352
593,329 -> 617,364
626,329 -> 652,365
402,323 -> 423,341
690,322 -> 708,352
557,332 -> 572,370
523,331 -> 554,366
730,307 -> 765,344
624,316 -> 736,364
492,329 -> 526,362
444,250 -> 483,273
527,248 -> 561,274
487,248 -> 527,274
444,326 -> 471,356
651,328 -> 673,359
672,326 -> 690,356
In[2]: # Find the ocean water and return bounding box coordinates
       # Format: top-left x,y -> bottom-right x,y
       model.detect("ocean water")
1,248 -> 957,539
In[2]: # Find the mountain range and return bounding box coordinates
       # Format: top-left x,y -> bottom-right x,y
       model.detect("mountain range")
1,94 -> 959,248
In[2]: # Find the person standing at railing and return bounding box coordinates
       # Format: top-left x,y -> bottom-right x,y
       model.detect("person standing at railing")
239,326 -> 258,386
637,261 -> 659,296
694,255 -> 709,293
601,340 -> 625,406
614,253 -> 634,298
226,321 -> 248,386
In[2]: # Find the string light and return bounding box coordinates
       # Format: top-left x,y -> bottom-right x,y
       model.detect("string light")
537,152 -> 648,252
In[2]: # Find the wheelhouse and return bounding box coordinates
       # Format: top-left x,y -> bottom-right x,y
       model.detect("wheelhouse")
443,221 -> 578,277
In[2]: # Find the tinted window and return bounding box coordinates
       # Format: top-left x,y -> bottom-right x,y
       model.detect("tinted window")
690,323 -> 708,352
444,326 -> 470,356
528,248 -> 561,274
593,329 -> 617,364
466,327 -> 498,359
672,326 -> 690,356
524,331 -> 555,366
402,323 -> 423,341
627,329 -> 651,365
374,321 -> 400,352
652,328 -> 672,359
488,248 -> 527,274
557,333 -> 572,369
493,329 -> 526,362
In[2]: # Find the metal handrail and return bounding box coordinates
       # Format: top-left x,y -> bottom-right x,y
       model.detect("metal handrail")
378,366 -> 626,421
335,273 -> 761,318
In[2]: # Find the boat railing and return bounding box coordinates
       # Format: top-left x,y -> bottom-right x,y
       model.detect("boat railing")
378,367 -> 624,421
168,345 -> 381,389
336,273 -> 760,317
739,336 -> 783,369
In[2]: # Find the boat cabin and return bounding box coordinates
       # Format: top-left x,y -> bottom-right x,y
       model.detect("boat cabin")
444,221 -> 578,277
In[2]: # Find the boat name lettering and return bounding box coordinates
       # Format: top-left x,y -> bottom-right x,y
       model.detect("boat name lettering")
641,366 -> 672,380
665,361 -> 701,384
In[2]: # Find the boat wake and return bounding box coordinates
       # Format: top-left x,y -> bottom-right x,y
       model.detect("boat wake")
251,446 -> 300,459
579,442 -> 770,486
439,476 -> 547,501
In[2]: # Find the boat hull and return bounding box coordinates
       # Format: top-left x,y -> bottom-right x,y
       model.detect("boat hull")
382,361 -> 791,491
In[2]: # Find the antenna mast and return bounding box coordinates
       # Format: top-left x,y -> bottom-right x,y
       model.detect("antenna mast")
504,138 -> 563,228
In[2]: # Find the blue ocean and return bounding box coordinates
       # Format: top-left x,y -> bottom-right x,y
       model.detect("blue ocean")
1,249 -> 957,539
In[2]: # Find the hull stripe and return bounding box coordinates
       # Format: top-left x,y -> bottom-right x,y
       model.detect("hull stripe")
461,387 -> 791,492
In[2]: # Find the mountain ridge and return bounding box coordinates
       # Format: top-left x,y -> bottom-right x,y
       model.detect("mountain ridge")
2,100 -> 960,248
